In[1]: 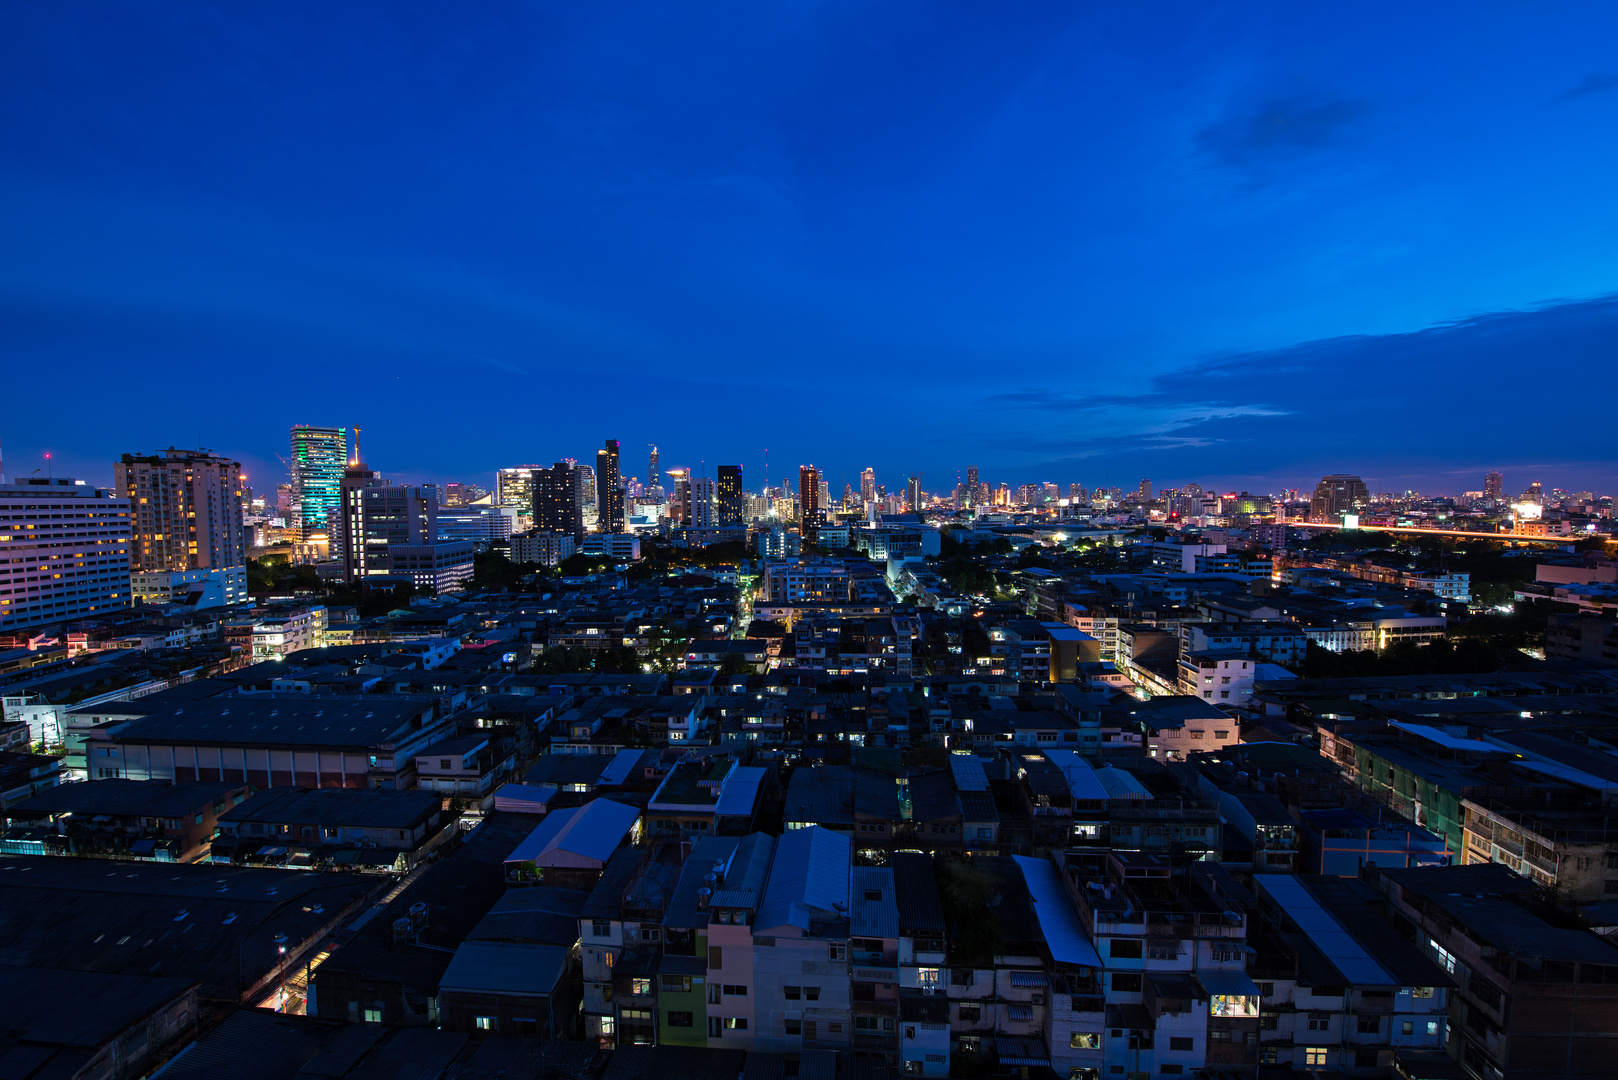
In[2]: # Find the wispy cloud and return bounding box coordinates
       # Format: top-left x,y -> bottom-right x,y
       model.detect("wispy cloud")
1198,91 -> 1371,170
1555,72 -> 1618,103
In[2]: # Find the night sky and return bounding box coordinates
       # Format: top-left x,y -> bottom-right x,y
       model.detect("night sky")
3,2 -> 1617,497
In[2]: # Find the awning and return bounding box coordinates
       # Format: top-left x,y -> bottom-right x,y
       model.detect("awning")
1195,969 -> 1261,998
129,838 -> 157,856
993,1037 -> 1049,1067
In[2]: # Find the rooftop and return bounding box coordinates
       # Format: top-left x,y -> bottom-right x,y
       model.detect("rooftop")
4,778 -> 243,820
219,787 -> 441,831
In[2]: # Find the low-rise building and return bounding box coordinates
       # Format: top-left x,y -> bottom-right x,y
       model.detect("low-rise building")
3,778 -> 248,862
212,786 -> 446,871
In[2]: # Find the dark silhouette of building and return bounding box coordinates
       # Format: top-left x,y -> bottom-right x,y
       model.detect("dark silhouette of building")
717,465 -> 744,527
533,461 -> 583,541
1484,470 -> 1504,501
1309,473 -> 1370,523
799,465 -> 822,546
596,440 -> 623,533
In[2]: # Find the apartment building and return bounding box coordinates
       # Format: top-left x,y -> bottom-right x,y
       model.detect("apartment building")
0,477 -> 132,633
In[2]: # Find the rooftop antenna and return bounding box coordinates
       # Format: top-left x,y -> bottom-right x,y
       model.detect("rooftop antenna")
45,453 -> 51,479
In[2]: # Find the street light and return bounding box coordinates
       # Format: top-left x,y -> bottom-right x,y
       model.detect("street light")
274,932 -> 289,1012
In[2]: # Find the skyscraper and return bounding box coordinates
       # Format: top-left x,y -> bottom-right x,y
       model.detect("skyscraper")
1483,471 -> 1504,501
1309,474 -> 1371,523
533,461 -> 583,541
860,467 -> 876,504
648,445 -> 659,491
361,484 -> 438,569
966,466 -> 979,506
116,447 -> 245,575
597,440 -> 623,533
799,465 -> 822,545
717,465 -> 744,526
1138,478 -> 1153,502
338,435 -> 383,583
906,476 -> 922,513
688,476 -> 715,529
666,468 -> 690,525
289,425 -> 347,541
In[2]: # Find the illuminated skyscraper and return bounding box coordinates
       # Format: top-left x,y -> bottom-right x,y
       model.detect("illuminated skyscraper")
688,476 -> 715,529
597,439 -> 623,533
907,476 -> 922,513
1138,478 -> 1153,502
289,425 -> 347,540
1483,471 -> 1504,501
966,466 -> 979,506
860,467 -> 876,505
116,447 -> 245,576
717,465 -> 744,526
496,466 -> 540,508
0,477 -> 132,631
799,465 -> 823,545
648,445 -> 659,490
338,434 -> 383,582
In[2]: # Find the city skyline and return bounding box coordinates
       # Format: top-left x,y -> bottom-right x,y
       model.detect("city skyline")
4,4 -> 1618,492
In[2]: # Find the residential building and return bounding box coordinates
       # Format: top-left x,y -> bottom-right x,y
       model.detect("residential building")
252,605 -> 328,660
3,778 -> 249,862
496,466 -> 541,508
717,465 -> 744,526
598,440 -> 624,534
115,448 -> 246,605
0,477 -> 132,633
1309,473 -> 1371,524
509,529 -> 577,567
800,466 -> 823,546
751,826 -> 854,1052
1177,650 -> 1260,704
582,533 -> 642,561
533,461 -> 584,541
212,786 -> 445,870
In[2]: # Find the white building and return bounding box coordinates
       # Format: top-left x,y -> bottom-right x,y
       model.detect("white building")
0,478 -> 133,633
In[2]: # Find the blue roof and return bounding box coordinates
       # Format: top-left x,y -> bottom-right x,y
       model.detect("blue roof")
1040,748 -> 1108,801
757,826 -> 850,933
503,798 -> 640,867
1012,856 -> 1100,967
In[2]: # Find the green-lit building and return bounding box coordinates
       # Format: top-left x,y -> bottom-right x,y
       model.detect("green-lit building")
290,424 -> 347,540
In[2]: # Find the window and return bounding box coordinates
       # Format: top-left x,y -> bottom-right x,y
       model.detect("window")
785,1019 -> 802,1035
1305,1048 -> 1328,1066
1169,1037 -> 1193,1051
1357,1018 -> 1379,1034
592,919 -> 611,937
723,984 -> 748,996
640,927 -> 661,942
1148,945 -> 1178,960
1411,986 -> 1435,999
1215,730 -> 1229,739
708,1018 -> 723,1038
1401,1021 -> 1414,1036
959,1004 -> 981,1022
1608,852 -> 1618,870
1109,939 -> 1142,959
952,968 -> 975,986
668,1010 -> 693,1026
661,975 -> 691,993
1161,1067 -> 1182,1076
1111,973 -> 1142,992
631,978 -> 651,996
475,1017 -> 497,1031
976,827 -> 991,839
1256,982 -> 1274,997
829,943 -> 847,961
1605,880 -> 1618,895
1307,1013 -> 1331,1031
723,1017 -> 747,1030
865,889 -> 883,901
1427,1021 -> 1439,1036
918,967 -> 941,987
785,986 -> 801,1000
804,986 -> 820,1001
826,1022 -> 841,1034
708,946 -> 723,970
363,1008 -> 382,1023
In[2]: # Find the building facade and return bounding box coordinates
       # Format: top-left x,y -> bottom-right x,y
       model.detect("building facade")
290,425 -> 347,540
0,478 -> 132,632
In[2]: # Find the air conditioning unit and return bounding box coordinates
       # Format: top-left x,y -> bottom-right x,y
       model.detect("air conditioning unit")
922,987 -> 934,996
1031,994 -> 1044,1006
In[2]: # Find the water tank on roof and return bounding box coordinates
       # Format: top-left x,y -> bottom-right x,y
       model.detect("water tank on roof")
697,888 -> 712,910
391,917 -> 412,944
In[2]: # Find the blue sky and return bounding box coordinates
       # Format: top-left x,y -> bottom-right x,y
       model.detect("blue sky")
3,1 -> 1616,497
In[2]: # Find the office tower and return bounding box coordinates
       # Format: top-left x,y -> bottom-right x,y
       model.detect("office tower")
1308,474 -> 1371,523
648,445 -> 659,491
860,467 -> 876,505
717,465 -> 744,527
799,465 -> 823,545
597,440 -> 624,533
115,448 -> 245,575
289,425 -> 346,541
966,466 -> 979,500
338,435 -> 383,582
1483,471 -> 1504,501
907,476 -> 922,513
1523,482 -> 1544,506
688,476 -> 715,529
496,466 -> 540,508
533,461 -> 584,541
361,485 -> 437,570
1138,478 -> 1153,501
0,477 -> 132,631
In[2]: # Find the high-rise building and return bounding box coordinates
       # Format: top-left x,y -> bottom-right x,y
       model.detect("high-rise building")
906,476 -> 922,513
860,468 -> 876,505
717,465 -> 744,527
0,477 -> 132,631
965,467 -> 979,506
116,448 -> 245,576
648,446 -> 659,492
1483,471 -> 1504,501
496,466 -> 541,509
289,425 -> 347,541
688,476 -> 715,529
361,485 -> 438,571
1309,474 -> 1371,524
799,465 -> 823,545
597,440 -> 624,534
533,461 -> 583,541
1138,478 -> 1153,502
338,435 -> 383,583
1522,482 -> 1544,506
666,468 -> 691,525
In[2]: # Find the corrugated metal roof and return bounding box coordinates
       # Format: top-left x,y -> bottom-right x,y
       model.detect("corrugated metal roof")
1040,748 -> 1109,801
438,940 -> 568,996
598,747 -> 650,787
1094,766 -> 1150,800
715,766 -> 767,816
1011,855 -> 1101,967
949,752 -> 990,792
1257,874 -> 1394,986
757,826 -> 850,932
851,866 -> 898,938
502,798 -> 640,868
